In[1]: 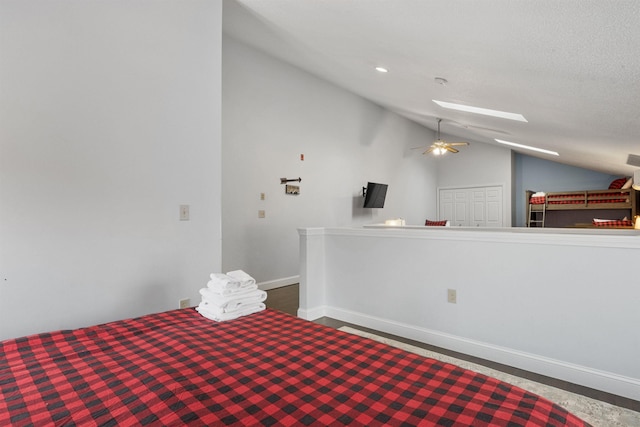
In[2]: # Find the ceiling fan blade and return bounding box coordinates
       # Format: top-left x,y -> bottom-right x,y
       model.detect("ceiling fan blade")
448,142 -> 469,146
410,146 -> 428,150
445,146 -> 459,153
423,146 -> 436,155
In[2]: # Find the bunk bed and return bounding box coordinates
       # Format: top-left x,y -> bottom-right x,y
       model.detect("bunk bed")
526,179 -> 638,228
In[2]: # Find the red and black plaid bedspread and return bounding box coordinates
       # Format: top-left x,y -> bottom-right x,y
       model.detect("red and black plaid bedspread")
1,309 -> 589,426
592,219 -> 633,227
545,192 -> 629,205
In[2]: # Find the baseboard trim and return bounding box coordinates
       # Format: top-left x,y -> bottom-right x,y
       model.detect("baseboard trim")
258,275 -> 299,291
297,305 -> 326,321
323,306 -> 640,402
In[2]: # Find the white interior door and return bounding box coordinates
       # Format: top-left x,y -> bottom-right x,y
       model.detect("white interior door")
438,185 -> 503,227
485,187 -> 503,227
470,189 -> 486,226
439,190 -> 454,223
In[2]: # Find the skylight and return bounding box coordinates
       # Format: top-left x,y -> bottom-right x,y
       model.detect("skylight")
495,139 -> 559,156
433,100 -> 527,122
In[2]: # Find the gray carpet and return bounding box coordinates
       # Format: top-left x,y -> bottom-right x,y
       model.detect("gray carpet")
339,326 -> 640,427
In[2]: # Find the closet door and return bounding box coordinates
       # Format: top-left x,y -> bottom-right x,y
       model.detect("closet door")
439,190 -> 454,223
453,190 -> 468,226
470,188 -> 486,227
485,186 -> 503,227
438,189 -> 468,226
438,186 -> 504,227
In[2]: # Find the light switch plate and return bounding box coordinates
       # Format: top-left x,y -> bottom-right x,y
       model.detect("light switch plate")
180,205 -> 190,221
447,289 -> 457,304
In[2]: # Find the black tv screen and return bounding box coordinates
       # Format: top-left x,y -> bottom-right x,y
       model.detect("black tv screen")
363,182 -> 388,208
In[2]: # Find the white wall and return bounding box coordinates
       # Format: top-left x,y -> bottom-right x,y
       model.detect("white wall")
436,135 -> 514,226
0,0 -> 222,340
299,227 -> 640,400
222,36 -> 438,284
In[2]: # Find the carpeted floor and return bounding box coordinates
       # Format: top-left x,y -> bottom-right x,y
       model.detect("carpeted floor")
339,326 -> 640,427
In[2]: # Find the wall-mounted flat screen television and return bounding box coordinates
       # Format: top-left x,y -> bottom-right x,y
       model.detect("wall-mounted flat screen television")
363,182 -> 388,208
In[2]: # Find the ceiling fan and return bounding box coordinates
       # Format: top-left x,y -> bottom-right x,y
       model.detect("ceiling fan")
417,119 -> 469,155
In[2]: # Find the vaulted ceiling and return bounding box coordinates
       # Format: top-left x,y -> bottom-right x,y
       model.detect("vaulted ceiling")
223,0 -> 640,175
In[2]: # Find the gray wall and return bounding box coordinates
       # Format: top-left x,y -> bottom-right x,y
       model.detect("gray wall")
222,36 -> 523,285
222,36 -> 438,284
0,0 -> 223,340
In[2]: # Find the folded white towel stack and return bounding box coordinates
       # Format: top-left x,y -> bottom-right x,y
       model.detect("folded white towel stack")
196,270 -> 267,322
197,303 -> 266,322
209,273 -> 242,290
226,270 -> 256,287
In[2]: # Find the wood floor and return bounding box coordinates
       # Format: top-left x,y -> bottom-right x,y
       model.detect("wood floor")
266,284 -> 640,413
264,284 -> 299,316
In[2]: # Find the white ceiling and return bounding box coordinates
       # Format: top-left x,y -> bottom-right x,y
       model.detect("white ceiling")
223,0 -> 640,175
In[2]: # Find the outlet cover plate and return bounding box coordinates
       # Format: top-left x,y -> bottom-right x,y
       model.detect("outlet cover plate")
447,289 -> 457,304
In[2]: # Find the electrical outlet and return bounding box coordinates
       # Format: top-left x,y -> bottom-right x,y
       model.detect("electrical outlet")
447,289 -> 457,304
258,210 -> 265,218
179,298 -> 190,309
260,193 -> 265,200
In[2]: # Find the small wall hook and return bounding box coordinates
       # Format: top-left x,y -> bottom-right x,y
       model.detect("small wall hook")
280,177 -> 302,184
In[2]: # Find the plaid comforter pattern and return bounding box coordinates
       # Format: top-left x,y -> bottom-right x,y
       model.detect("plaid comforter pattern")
592,219 -> 633,227
545,192 -> 629,205
529,196 -> 546,205
0,309 -> 589,426
425,220 -> 448,226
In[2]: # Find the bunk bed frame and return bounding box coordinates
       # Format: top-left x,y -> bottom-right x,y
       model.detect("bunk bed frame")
526,188 -> 638,228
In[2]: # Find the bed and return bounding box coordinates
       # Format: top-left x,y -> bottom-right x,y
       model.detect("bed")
1,308 -> 589,426
526,185 -> 638,228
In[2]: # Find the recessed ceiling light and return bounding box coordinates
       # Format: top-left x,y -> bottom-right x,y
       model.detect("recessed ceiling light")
495,139 -> 559,156
433,100 -> 527,122
375,67 -> 388,73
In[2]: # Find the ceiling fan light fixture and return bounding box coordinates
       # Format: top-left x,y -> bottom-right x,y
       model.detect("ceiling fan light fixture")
412,119 -> 468,156
433,100 -> 528,122
495,139 -> 559,156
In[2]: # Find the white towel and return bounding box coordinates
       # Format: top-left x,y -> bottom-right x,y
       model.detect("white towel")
196,302 -> 265,322
197,301 -> 225,316
198,299 -> 265,316
208,273 -> 241,290
205,282 -> 258,296
200,287 -> 253,300
226,270 -> 256,287
199,288 -> 267,311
